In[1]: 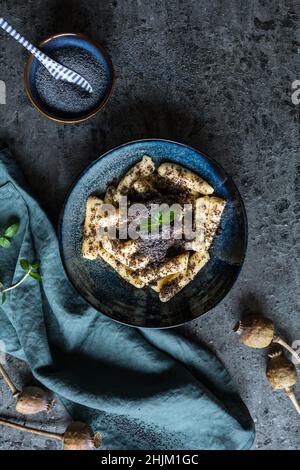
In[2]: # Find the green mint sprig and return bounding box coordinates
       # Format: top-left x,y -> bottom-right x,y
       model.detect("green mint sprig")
140,209 -> 177,232
0,258 -> 42,304
0,222 -> 20,249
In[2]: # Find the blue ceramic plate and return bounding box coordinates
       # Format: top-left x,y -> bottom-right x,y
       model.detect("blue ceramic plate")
59,139 -> 247,328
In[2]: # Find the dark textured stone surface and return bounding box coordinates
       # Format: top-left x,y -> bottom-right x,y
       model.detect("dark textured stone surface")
0,0 -> 299,450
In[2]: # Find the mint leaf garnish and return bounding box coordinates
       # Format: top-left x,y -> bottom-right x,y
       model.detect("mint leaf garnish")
29,271 -> 42,282
20,259 -> 30,271
4,223 -> 20,238
0,237 -> 11,248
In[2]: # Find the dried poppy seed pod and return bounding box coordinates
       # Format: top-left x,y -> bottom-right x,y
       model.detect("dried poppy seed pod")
0,419 -> 102,451
0,363 -> 55,415
234,314 -> 300,364
15,386 -> 55,415
234,316 -> 274,348
63,422 -> 102,450
266,348 -> 300,415
266,349 -> 297,390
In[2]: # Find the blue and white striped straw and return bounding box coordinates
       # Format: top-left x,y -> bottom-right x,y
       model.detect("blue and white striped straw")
0,17 -> 93,93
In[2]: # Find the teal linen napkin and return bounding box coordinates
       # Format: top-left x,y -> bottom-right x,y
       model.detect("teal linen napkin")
0,149 -> 254,450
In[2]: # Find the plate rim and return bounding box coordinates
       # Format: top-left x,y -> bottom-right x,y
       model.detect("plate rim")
58,138 -> 248,329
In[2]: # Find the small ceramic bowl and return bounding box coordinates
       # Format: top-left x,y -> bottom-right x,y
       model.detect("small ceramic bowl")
24,33 -> 114,123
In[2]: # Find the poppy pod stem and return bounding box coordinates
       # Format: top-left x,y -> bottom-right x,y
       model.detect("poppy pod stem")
0,418 -> 63,441
0,363 -> 20,398
285,387 -> 300,415
273,336 -> 300,365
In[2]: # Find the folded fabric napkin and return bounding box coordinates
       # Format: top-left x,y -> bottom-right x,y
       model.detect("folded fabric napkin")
0,149 -> 254,450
